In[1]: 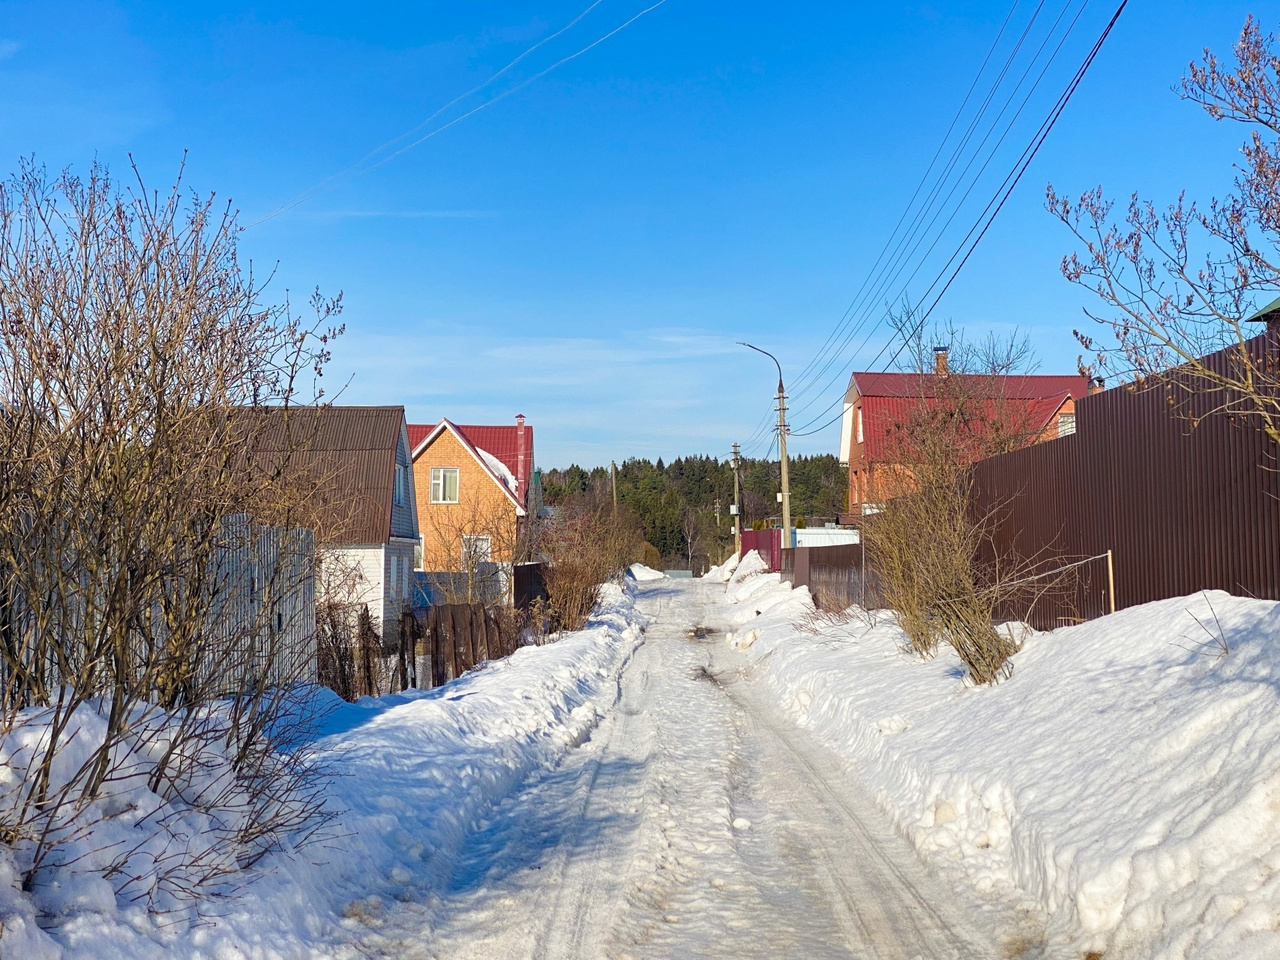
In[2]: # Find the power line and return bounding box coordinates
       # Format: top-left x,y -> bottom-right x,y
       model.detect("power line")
787,0 -> 1085,419
784,0 -> 1028,401
789,0 -> 1128,438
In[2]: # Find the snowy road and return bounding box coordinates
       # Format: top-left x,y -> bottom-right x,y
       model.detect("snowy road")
360,579 -> 1003,959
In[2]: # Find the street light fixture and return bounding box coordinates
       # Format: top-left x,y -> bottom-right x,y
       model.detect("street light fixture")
739,342 -> 792,550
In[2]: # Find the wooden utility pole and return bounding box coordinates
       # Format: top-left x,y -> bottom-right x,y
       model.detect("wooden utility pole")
714,499 -> 722,528
731,442 -> 742,559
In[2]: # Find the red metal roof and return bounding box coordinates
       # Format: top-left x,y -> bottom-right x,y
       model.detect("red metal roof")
848,372 -> 1089,401
408,422 -> 534,479
853,381 -> 1081,462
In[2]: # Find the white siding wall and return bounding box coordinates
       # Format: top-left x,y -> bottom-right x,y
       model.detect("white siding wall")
382,538 -> 418,633
322,541 -> 420,638
322,544 -> 384,625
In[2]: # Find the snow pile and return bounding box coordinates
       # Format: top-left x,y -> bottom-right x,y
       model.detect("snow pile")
724,549 -> 783,606
2,583 -> 647,959
700,552 -> 741,582
475,446 -> 517,491
724,580 -> 1280,960
627,563 -> 665,581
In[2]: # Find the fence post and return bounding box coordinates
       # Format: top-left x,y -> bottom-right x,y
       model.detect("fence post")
1107,549 -> 1116,615
428,607 -> 445,687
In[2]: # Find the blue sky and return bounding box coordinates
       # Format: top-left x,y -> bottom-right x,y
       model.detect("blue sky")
0,0 -> 1260,465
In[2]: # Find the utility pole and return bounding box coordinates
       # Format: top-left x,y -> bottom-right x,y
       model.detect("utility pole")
731,442 -> 742,559
610,460 -> 618,512
777,382 -> 792,550
739,342 -> 792,551
714,499 -> 722,528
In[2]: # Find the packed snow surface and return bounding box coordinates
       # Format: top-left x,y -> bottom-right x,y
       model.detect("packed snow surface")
724,575 -> 1280,960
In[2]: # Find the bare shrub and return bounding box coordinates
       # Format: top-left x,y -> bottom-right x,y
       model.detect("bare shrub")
861,315 -> 1068,683
0,159 -> 341,909
536,501 -> 646,633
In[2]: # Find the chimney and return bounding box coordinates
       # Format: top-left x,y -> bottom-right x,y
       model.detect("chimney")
1088,376 -> 1105,395
933,346 -> 949,377
515,414 -> 527,506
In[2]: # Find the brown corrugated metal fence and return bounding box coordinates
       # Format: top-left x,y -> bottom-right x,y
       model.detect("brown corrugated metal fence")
970,335 -> 1280,629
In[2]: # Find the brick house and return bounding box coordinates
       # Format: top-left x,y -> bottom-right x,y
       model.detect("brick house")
408,416 -> 535,577
839,352 -> 1090,516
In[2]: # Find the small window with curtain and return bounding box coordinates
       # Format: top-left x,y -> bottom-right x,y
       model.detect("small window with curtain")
430,467 -> 459,503
462,535 -> 492,565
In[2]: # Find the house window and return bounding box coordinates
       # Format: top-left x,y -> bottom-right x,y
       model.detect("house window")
856,407 -> 863,444
1058,413 -> 1077,438
389,555 -> 399,599
462,535 -> 492,566
393,464 -> 407,506
431,467 -> 459,503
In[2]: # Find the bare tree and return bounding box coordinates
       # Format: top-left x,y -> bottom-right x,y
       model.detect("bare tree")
0,160 -> 341,910
1048,15 -> 1280,443
682,507 -> 704,573
419,496 -> 519,605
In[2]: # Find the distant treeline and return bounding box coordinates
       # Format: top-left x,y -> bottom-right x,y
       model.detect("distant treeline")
540,454 -> 848,568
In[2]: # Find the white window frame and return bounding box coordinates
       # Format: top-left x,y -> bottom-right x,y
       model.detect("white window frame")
462,534 -> 492,566
1058,412 -> 1077,438
430,466 -> 459,503
393,464 -> 406,506
856,406 -> 864,444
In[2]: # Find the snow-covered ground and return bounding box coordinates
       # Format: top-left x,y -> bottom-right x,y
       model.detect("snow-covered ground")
0,583 -> 646,959
12,556 -> 1274,960
714,552 -> 1280,960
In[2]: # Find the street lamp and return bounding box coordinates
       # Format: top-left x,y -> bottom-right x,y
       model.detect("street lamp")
739,342 -> 792,550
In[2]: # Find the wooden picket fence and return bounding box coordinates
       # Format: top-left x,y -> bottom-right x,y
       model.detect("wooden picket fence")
424,603 -> 519,687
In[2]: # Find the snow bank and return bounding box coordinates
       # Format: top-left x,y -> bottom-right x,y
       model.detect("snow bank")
725,580 -> 1280,960
627,563 -> 665,581
700,552 -> 741,582
3,583 -> 647,959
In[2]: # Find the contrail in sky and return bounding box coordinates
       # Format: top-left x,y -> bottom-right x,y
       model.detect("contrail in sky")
246,0 -> 670,228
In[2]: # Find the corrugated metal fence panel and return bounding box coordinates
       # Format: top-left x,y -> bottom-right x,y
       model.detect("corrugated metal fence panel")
740,529 -> 783,572
971,335 -> 1280,629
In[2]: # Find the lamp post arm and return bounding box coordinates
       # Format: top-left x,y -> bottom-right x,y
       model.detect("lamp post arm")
738,341 -> 784,395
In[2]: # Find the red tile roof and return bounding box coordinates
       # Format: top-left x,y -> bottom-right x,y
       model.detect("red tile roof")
407,422 -> 534,480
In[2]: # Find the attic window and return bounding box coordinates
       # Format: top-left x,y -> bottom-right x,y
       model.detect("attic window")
393,464 -> 407,506
1058,413 -> 1077,438
431,467 -> 459,503
856,407 -> 863,444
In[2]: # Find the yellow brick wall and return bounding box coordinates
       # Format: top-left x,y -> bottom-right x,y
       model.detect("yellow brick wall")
413,429 -> 518,571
